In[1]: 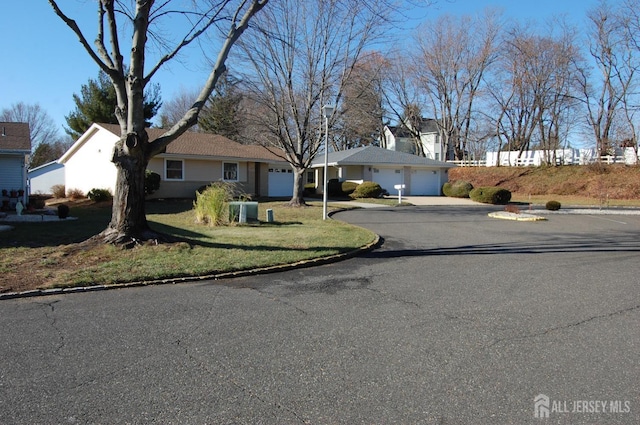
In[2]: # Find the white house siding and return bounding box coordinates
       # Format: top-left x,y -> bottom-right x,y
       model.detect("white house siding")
28,162 -> 65,194
63,128 -> 119,195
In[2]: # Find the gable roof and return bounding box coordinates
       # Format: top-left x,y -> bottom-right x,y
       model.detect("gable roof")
310,145 -> 455,168
0,122 -> 31,152
61,123 -> 285,164
387,118 -> 439,137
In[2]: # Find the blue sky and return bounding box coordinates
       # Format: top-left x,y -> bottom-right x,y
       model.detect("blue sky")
1,0 -> 598,135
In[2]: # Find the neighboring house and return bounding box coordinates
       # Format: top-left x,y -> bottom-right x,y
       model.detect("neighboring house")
28,161 -> 65,194
309,145 -> 454,196
0,122 -> 31,206
383,118 -> 447,161
58,123 -> 293,199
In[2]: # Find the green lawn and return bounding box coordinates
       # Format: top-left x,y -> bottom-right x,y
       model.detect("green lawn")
0,200 -> 376,292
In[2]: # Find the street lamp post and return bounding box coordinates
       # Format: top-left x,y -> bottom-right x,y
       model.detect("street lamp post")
321,104 -> 334,220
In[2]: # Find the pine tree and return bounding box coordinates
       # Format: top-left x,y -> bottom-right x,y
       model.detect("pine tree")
198,72 -> 242,141
65,71 -> 162,139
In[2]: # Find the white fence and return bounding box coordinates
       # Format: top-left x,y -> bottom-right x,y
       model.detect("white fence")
449,148 -> 639,167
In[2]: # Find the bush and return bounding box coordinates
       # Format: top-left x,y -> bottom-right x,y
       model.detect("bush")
87,188 -> 113,202
504,204 -> 521,214
327,179 -> 342,196
546,200 -> 561,211
442,180 -> 473,198
303,183 -> 316,196
66,188 -> 85,200
145,170 -> 161,195
469,186 -> 512,204
350,181 -> 383,199
51,184 -> 66,199
57,204 -> 70,219
341,181 -> 358,196
193,182 -> 236,226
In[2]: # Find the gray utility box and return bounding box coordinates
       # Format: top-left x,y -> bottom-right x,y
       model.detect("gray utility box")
229,201 -> 259,223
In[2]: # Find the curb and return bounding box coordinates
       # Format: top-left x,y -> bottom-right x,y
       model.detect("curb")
0,231 -> 382,301
488,211 -> 547,222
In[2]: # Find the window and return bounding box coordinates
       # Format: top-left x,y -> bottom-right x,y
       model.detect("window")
223,162 -> 238,181
306,170 -> 315,184
165,159 -> 183,180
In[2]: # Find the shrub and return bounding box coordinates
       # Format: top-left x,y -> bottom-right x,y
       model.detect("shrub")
504,204 -> 521,214
87,188 -> 113,202
303,183 -> 317,196
57,204 -> 70,219
193,182 -> 235,226
51,184 -> 66,199
546,200 -> 561,211
350,181 -> 383,199
145,170 -> 161,195
327,179 -> 342,196
442,180 -> 473,198
28,195 -> 48,210
341,181 -> 358,196
66,188 -> 85,200
469,186 -> 512,204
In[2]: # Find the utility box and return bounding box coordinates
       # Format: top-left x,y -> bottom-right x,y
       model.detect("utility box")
229,201 -> 259,222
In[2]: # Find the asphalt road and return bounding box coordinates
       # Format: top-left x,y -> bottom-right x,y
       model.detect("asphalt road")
1,205 -> 639,424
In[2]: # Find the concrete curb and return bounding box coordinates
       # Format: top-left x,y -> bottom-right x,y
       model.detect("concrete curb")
488,211 -> 547,222
0,219 -> 382,301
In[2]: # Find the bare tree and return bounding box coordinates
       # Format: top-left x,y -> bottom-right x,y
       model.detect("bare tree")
48,0 -> 267,245
237,0 -> 406,206
580,0 -> 639,156
336,52 -> 388,150
412,10 -> 501,160
1,102 -> 60,149
489,22 -> 581,163
158,88 -> 200,130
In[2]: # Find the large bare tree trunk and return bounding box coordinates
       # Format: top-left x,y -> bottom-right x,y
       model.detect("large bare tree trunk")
49,0 -> 268,246
288,168 -> 307,207
100,133 -> 154,245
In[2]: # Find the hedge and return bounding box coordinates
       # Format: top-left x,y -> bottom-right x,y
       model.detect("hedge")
442,180 -> 473,198
469,186 -> 512,204
350,181 -> 383,199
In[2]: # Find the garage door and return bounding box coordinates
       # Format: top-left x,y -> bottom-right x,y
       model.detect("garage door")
409,169 -> 440,195
372,167 -> 403,194
268,165 -> 294,197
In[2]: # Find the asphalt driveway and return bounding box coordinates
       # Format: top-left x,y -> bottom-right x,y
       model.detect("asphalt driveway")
1,205 -> 638,424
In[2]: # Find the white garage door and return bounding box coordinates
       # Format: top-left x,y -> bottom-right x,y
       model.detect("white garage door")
409,169 -> 440,195
268,165 -> 294,197
372,167 -> 403,194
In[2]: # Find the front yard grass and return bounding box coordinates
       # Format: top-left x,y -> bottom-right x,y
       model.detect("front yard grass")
0,200 -> 376,293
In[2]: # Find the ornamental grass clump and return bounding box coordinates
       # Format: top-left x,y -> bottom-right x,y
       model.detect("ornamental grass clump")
194,183 -> 235,226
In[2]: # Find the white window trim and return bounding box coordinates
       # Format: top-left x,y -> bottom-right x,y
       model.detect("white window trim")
165,159 -> 184,181
223,162 -> 239,182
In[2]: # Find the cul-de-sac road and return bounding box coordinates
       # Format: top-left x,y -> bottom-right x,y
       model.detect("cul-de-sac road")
1,205 -> 639,424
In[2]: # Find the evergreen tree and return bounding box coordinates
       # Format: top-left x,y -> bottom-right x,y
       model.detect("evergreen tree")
65,71 -> 162,139
198,72 -> 242,141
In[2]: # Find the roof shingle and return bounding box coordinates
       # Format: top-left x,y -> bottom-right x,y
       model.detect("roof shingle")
99,123 -> 285,162
0,122 -> 31,151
